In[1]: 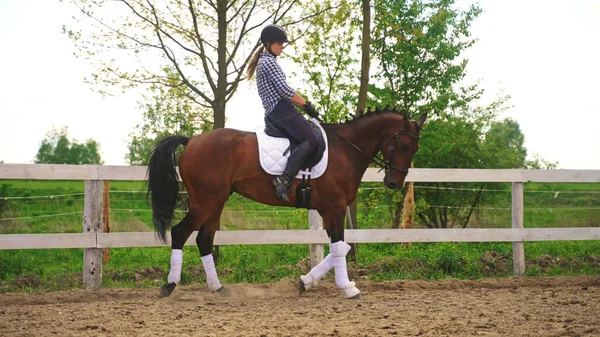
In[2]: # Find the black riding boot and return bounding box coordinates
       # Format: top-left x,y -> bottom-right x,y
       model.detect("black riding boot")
273,141 -> 314,202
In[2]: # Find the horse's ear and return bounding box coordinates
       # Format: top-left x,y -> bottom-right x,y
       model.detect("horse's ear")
418,113 -> 427,129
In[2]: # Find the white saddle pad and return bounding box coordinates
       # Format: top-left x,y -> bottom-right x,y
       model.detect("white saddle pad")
255,119 -> 328,179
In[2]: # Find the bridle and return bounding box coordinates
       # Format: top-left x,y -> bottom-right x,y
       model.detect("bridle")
323,124 -> 421,176
372,129 -> 421,175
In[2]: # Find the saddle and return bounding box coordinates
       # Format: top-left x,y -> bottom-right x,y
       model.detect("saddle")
257,117 -> 329,209
263,117 -> 327,169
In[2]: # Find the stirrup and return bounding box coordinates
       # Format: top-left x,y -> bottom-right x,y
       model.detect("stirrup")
273,176 -> 291,202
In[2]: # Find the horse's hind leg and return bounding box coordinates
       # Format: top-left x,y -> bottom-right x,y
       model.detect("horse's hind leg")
160,211 -> 196,297
196,204 -> 229,295
160,203 -> 219,297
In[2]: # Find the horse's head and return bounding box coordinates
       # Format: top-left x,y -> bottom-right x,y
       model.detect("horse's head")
379,112 -> 427,189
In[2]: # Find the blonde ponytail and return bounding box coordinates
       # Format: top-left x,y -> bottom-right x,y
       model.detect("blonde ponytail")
246,46 -> 265,80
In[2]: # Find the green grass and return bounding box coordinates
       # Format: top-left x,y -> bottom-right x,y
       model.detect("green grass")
3,240 -> 598,292
0,180 -> 599,292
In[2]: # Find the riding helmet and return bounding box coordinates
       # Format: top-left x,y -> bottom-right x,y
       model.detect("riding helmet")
260,24 -> 289,44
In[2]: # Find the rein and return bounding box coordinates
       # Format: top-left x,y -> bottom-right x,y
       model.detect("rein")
321,123 -> 421,176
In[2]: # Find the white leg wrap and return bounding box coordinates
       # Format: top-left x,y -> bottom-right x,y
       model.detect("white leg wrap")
310,253 -> 334,280
331,241 -> 361,298
167,249 -> 183,284
201,254 -> 222,292
300,253 -> 334,291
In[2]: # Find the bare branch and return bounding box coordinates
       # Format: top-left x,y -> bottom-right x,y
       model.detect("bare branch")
73,1 -> 159,51
150,13 -> 214,104
225,0 -> 307,92
280,3 -> 339,27
272,0 -> 297,24
226,0 -> 301,68
204,0 -> 217,11
206,54 -> 219,74
226,0 -> 258,65
103,68 -> 195,94
287,21 -> 313,44
226,0 -> 239,10
119,1 -> 202,58
225,40 -> 261,97
181,88 -> 214,109
187,0 -> 218,93
227,0 -> 251,24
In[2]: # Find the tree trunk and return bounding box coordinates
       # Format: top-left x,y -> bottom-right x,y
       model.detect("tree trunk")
213,100 -> 226,129
356,0 -> 371,113
400,179 -> 414,248
462,185 -> 484,228
346,0 -> 372,260
214,0 -> 228,130
212,0 -> 228,262
391,184 -> 409,229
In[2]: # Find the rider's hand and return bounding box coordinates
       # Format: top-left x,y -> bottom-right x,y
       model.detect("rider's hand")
304,101 -> 320,119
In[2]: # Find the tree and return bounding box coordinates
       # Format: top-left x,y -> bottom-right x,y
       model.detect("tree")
481,118 -> 527,169
126,68 -> 213,165
411,92 -> 530,228
35,127 -> 103,165
526,154 -> 558,170
361,0 -> 484,229
290,0 -> 360,122
64,0 -> 333,129
370,0 -> 482,114
292,0 -> 485,234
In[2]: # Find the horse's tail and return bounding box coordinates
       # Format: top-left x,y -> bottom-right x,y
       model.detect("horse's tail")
146,135 -> 189,243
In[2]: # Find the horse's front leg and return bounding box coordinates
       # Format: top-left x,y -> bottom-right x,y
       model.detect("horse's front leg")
299,206 -> 361,299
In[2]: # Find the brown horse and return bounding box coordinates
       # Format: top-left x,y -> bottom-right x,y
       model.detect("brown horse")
147,109 -> 426,299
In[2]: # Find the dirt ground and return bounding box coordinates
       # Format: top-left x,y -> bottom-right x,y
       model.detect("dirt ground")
0,276 -> 599,337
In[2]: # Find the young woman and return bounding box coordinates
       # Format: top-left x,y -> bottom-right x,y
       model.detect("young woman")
246,24 -> 320,202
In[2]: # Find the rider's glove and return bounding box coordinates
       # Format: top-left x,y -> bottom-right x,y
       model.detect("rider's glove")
304,101 -> 320,119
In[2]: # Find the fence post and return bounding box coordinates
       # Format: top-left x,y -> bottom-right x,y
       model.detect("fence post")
512,182 -> 525,276
83,180 -> 103,289
102,180 -> 110,265
308,210 -> 324,268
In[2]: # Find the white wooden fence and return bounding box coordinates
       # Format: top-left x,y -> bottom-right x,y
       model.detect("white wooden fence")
1,164 -> 599,289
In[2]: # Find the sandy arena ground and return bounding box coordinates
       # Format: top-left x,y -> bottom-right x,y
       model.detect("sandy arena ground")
1,276 -> 599,337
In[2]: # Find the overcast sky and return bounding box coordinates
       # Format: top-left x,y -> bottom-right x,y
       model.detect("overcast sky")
0,0 -> 599,169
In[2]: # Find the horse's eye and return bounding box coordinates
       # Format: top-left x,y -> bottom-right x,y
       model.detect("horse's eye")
399,144 -> 410,152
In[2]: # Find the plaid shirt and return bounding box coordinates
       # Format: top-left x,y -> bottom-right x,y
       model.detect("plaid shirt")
256,52 -> 296,115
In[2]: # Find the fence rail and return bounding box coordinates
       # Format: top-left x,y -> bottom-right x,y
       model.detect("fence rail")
1,164 -> 599,289
2,228 -> 600,250
2,163 -> 600,182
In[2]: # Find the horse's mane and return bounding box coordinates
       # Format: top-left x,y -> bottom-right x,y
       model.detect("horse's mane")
322,106 -> 413,126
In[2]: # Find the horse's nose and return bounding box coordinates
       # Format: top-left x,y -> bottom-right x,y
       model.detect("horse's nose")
386,181 -> 398,189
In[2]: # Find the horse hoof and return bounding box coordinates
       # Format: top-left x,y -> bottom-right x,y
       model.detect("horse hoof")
160,283 -> 177,297
215,286 -> 232,297
298,279 -> 306,296
348,293 -> 363,300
